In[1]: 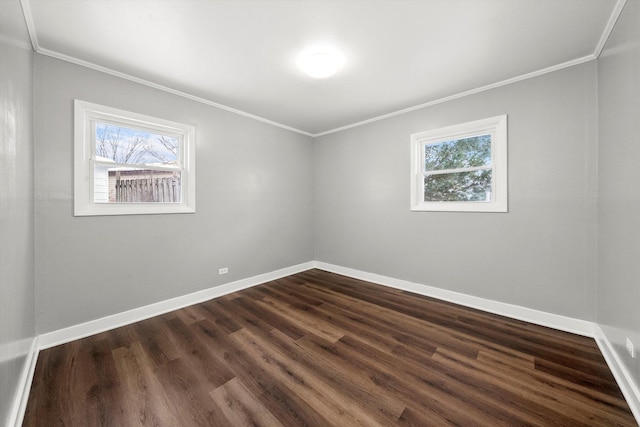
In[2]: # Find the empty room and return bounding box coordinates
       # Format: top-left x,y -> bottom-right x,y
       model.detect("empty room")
2,0 -> 640,425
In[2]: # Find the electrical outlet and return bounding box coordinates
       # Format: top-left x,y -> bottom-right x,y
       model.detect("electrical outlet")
626,338 -> 635,358
218,267 -> 228,275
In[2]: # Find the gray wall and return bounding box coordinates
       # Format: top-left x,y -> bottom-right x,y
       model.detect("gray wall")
314,62 -> 599,320
0,40 -> 35,425
10,4 -> 640,417
597,0 -> 640,390
34,55 -> 314,334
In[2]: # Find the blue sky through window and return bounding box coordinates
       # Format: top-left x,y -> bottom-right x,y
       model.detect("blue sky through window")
95,123 -> 179,166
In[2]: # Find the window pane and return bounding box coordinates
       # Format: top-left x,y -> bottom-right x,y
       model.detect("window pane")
95,122 -> 179,166
424,134 -> 491,171
94,165 -> 181,203
424,169 -> 492,202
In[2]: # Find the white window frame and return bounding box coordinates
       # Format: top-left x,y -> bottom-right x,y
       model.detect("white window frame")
410,114 -> 507,212
74,100 -> 196,216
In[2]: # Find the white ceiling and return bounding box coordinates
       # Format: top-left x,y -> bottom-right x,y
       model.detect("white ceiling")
2,0 -> 623,135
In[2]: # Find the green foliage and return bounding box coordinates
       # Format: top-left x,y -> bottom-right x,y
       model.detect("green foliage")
424,170 -> 492,201
423,135 -> 492,202
424,134 -> 491,171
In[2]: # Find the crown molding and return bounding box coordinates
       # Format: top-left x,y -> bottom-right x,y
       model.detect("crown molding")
313,54 -> 595,137
34,48 -> 315,137
18,0 -> 623,138
594,0 -> 627,58
18,1 -> 313,137
19,0 -> 38,51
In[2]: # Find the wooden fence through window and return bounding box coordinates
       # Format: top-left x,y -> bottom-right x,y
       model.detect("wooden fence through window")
115,176 -> 180,203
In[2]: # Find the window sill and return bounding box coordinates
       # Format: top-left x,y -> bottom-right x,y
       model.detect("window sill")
74,203 -> 196,217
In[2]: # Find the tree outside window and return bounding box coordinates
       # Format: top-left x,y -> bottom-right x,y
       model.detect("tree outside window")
410,115 -> 507,212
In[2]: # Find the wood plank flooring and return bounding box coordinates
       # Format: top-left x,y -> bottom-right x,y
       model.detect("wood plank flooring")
23,269 -> 637,426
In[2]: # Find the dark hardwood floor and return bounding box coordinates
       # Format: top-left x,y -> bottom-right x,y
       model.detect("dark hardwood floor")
24,269 -> 637,426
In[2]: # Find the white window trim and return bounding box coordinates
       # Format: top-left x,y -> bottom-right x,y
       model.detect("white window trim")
74,100 -> 196,216
410,114 -> 507,212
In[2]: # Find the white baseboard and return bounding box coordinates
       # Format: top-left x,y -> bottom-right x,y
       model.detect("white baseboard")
9,262 -> 313,426
38,261 -> 315,350
7,336 -> 39,427
13,261 -> 639,427
594,325 -> 640,423
314,261 -> 639,425
314,261 -> 595,337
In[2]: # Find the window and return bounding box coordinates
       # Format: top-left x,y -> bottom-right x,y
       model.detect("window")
410,115 -> 507,212
74,100 -> 195,216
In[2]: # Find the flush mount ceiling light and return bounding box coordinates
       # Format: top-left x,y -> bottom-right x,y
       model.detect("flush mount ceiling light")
297,46 -> 346,78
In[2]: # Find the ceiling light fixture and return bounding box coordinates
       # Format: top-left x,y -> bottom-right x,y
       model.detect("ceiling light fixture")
297,46 -> 345,78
